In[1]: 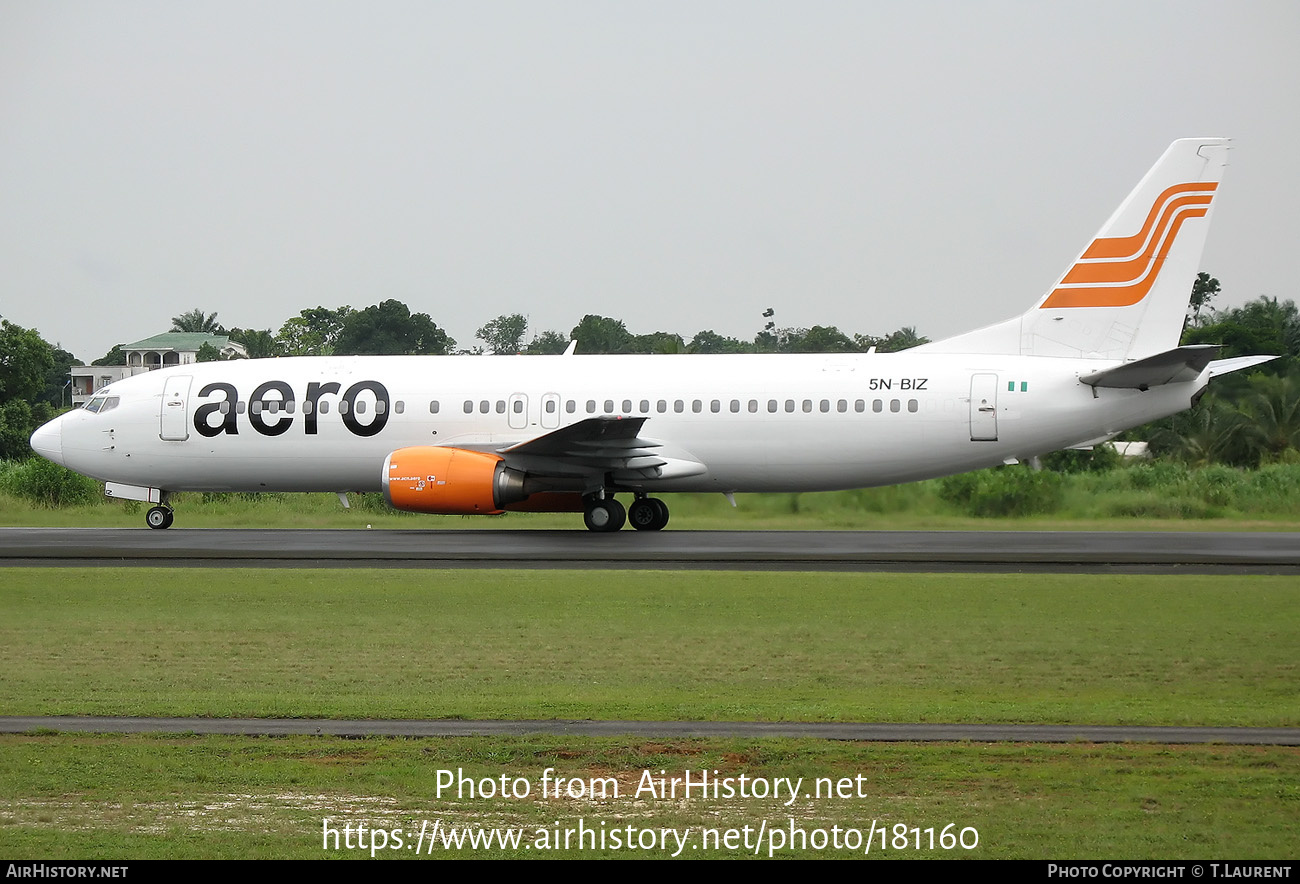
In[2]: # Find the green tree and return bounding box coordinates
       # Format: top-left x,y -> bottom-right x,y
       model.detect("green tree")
334,300 -> 455,355
1183,296 -> 1300,374
1187,272 -> 1220,328
875,326 -> 929,353
171,308 -> 225,334
195,342 -> 223,363
688,330 -> 750,354
0,320 -> 58,459
854,326 -> 930,352
276,306 -> 355,356
788,325 -> 860,353
626,332 -> 685,354
1147,399 -> 1248,468
1236,373 -> 1300,463
523,330 -> 570,355
40,347 -> 77,408
0,320 -> 56,403
226,328 -> 278,359
570,315 -> 631,354
476,314 -> 529,354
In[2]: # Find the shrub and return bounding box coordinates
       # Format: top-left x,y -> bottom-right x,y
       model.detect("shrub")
938,467 -> 1064,517
0,458 -> 101,507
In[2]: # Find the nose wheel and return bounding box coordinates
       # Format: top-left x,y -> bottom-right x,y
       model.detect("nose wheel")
145,505 -> 174,530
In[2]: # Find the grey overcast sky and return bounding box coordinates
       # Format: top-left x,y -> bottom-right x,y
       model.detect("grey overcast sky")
1,1 -> 1297,361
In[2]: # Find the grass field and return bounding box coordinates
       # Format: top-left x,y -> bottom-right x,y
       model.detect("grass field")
3,569 -> 1297,724
1,567 -> 1296,858
2,735 -> 1295,858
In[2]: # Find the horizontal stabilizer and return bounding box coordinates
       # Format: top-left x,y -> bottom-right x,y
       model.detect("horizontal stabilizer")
1207,354 -> 1279,380
1079,345 -> 1219,389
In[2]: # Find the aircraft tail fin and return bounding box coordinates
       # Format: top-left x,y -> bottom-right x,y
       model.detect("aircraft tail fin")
919,138 -> 1230,360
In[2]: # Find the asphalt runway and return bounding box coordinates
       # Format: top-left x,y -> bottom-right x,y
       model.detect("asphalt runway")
1,527 -> 1299,572
3,716 -> 1298,745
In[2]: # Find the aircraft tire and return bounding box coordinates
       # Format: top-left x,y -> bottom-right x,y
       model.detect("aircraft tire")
146,506 -> 173,530
629,498 -> 669,531
584,498 -> 626,532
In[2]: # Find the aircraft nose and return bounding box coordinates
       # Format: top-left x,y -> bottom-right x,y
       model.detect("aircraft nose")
29,416 -> 64,465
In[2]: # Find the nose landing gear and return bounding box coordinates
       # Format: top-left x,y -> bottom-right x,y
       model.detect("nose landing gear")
145,505 -> 175,530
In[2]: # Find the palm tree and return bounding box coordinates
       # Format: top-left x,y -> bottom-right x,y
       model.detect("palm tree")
1237,373 -> 1300,463
171,309 -> 224,334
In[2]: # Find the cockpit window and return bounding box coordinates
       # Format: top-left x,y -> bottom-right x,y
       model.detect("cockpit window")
82,396 -> 120,414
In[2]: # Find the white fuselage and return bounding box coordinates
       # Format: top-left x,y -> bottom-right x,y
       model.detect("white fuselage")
39,351 -> 1199,495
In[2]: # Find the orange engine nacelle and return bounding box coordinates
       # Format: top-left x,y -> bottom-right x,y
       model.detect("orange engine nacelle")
382,447 -> 528,515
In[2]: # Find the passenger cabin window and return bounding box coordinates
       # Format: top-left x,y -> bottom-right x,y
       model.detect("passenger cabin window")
463,400 -> 473,414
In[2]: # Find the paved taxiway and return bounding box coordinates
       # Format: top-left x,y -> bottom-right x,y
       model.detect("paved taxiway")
2,717 -> 1297,745
1,527 -> 1298,571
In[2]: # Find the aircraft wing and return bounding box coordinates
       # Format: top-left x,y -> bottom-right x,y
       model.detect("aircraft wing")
499,416 -> 667,472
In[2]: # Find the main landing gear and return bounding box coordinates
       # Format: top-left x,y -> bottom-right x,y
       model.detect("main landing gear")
145,505 -> 175,530
583,494 -> 669,532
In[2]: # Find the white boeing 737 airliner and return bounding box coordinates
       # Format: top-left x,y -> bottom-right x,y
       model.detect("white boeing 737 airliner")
30,138 -> 1273,531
